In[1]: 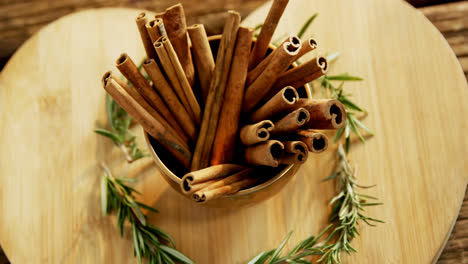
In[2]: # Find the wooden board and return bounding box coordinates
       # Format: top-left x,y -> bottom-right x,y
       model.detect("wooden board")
0,0 -> 467,263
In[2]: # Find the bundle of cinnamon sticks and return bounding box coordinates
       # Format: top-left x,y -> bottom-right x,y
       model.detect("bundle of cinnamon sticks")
101,1 -> 346,203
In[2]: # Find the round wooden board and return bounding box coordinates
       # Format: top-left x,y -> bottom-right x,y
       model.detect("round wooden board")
0,0 -> 467,263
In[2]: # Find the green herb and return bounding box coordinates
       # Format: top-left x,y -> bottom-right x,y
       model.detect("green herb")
297,13 -> 318,39
100,163 -> 194,264
317,73 -> 373,152
317,144 -> 383,263
246,145 -> 382,264
94,61 -> 148,163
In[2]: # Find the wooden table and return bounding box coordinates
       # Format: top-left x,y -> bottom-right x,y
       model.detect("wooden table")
0,0 -> 466,263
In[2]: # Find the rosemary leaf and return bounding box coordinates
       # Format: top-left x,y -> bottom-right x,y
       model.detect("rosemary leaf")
94,128 -> 122,144
160,245 -> 195,264
101,174 -> 108,216
248,251 -> 267,264
267,231 -> 293,264
297,13 -> 318,39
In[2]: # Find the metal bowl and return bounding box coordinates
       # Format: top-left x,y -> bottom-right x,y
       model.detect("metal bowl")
144,35 -> 309,207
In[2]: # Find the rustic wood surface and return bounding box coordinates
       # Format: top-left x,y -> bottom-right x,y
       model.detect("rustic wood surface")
0,0 -> 467,263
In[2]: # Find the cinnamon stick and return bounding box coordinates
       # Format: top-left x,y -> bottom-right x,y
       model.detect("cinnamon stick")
294,130 -> 328,153
246,36 -> 301,86
162,4 -> 195,87
272,56 -> 328,92
296,99 -> 346,129
187,24 -> 215,103
145,18 -> 165,43
191,11 -> 241,170
243,39 -> 301,113
295,38 -> 318,60
193,176 -> 261,203
180,164 -> 246,194
154,40 -> 193,121
115,53 -> 187,141
102,72 -> 191,168
184,179 -> 217,195
279,152 -> 307,164
280,141 -> 308,164
161,36 -> 201,124
244,140 -> 284,167
283,140 -> 308,155
103,71 -> 189,150
191,168 -> 254,200
249,0 -> 290,69
135,13 -> 157,61
250,86 -> 299,123
211,26 -> 253,165
271,107 -> 310,134
142,59 -> 197,141
239,120 -> 274,146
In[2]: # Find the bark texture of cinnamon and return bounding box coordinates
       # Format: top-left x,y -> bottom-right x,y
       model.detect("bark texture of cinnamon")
191,168 -> 254,201
272,56 -> 328,93
102,72 -> 191,168
115,53 -> 188,142
250,86 -> 299,123
246,36 -> 301,86
161,4 -> 195,87
187,24 -> 215,103
191,11 -> 241,171
271,107 -> 310,134
143,59 -> 197,141
104,71 -> 189,151
193,176 -> 261,203
296,99 -> 347,129
249,0 -> 290,69
161,36 -> 201,124
180,164 -> 246,194
294,130 -> 328,153
243,39 -> 301,113
154,39 -> 193,121
244,140 -> 284,167
136,13 -> 157,61
240,120 -> 274,146
211,26 -> 253,166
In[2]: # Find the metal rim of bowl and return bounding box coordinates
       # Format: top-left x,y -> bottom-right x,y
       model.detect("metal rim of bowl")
144,34 -> 311,198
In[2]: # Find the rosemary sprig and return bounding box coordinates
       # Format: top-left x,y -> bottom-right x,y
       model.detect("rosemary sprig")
246,145 -> 382,264
317,144 -> 383,263
317,73 -> 374,152
95,60 -> 148,163
100,163 -> 194,264
297,13 -> 318,39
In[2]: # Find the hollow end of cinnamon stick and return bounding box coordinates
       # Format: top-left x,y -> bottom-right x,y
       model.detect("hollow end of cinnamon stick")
311,134 -> 328,152
323,100 -> 346,129
283,86 -> 299,103
295,130 -> 329,153
290,36 -> 301,47
102,70 -> 112,87
182,175 -> 194,193
136,12 -> 146,20
116,53 -> 129,66
317,56 -> 328,72
240,120 -> 275,145
308,38 -> 318,49
148,18 -> 162,28
296,108 -> 310,125
244,140 -> 284,167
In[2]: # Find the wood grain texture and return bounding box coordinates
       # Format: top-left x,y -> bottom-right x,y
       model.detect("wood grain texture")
0,1 -> 467,264
0,0 -> 268,66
